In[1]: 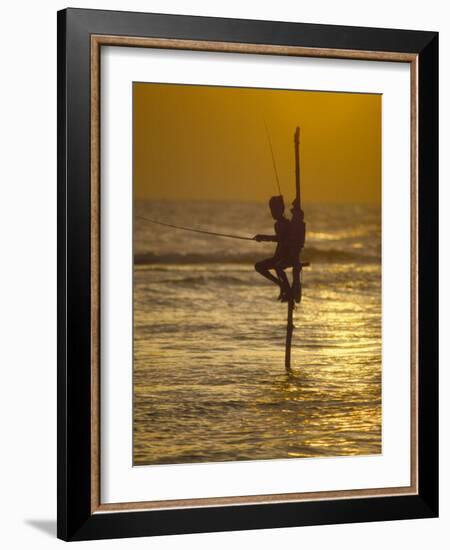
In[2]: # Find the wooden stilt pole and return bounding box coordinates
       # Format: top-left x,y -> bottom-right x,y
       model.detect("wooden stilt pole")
284,127 -> 305,373
285,297 -> 295,373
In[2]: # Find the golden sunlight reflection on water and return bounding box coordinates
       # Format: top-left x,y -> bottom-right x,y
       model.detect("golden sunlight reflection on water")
133,260 -> 381,465
133,201 -> 381,465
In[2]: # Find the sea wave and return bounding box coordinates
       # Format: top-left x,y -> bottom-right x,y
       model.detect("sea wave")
156,274 -> 248,286
134,247 -> 378,265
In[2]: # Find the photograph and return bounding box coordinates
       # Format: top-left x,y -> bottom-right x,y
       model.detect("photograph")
132,82 -> 382,466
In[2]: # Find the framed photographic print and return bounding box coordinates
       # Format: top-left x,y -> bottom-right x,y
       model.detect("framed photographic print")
57,8 -> 438,541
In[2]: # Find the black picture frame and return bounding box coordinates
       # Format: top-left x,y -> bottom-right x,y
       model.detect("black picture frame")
57,7 -> 438,541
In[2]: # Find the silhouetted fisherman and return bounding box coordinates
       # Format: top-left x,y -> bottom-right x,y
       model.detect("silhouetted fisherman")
254,195 -> 293,302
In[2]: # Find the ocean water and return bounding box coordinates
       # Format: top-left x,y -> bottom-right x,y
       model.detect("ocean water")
133,200 -> 381,465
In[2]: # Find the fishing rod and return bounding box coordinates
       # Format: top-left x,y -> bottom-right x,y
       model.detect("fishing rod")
263,120 -> 282,196
136,215 -> 255,241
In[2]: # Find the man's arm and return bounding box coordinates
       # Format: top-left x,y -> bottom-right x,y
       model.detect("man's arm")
253,234 -> 278,242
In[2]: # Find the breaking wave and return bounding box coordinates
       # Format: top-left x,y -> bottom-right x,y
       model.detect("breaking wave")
134,247 -> 378,265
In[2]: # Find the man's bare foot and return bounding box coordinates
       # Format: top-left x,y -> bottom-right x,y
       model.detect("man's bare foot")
280,287 -> 293,302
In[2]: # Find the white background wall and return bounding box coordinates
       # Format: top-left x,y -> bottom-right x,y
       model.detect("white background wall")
0,1 -> 447,548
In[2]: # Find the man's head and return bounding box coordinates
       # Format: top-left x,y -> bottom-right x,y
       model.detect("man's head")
269,195 -> 285,220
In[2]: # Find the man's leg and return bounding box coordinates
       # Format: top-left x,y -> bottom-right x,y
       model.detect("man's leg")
254,257 -> 282,288
275,259 -> 293,299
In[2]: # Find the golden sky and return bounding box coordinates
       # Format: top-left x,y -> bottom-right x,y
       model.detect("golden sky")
134,83 -> 381,204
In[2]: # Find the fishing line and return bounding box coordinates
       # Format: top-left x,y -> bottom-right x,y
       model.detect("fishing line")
263,119 -> 282,196
136,215 -> 255,241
